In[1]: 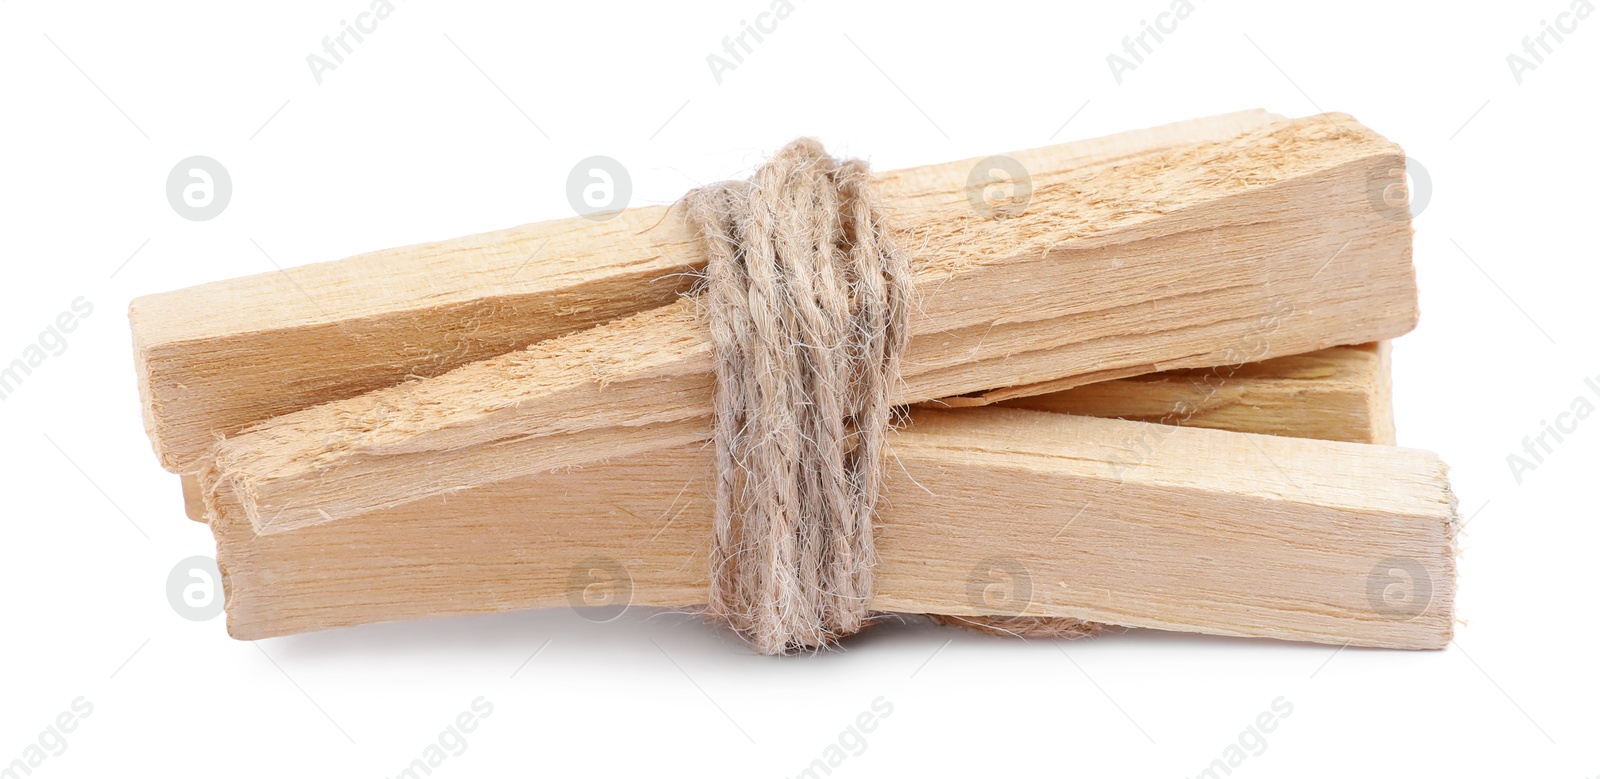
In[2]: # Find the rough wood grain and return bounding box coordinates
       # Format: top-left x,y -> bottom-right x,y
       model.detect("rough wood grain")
997,342 -> 1396,444
135,110 -> 1279,475
213,407 -> 1456,649
206,114 -> 1420,534
177,340 -> 1392,522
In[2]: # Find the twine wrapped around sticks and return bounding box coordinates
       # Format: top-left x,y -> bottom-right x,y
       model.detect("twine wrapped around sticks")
685,139 -> 1096,654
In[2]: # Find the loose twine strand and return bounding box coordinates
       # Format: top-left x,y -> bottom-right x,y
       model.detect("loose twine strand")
685,139 -> 1098,654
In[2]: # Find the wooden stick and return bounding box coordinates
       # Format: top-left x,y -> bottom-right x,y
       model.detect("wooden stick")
995,342 -> 1396,444
176,341 -> 1392,522
207,115 -> 1419,534
134,110 -> 1279,475
213,407 -> 1456,649
181,472 -> 205,522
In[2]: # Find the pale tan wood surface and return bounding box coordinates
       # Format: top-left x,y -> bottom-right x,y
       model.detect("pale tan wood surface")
176,341 -> 1391,523
206,115 -> 1419,534
135,110 -> 1279,475
181,473 -> 203,522
997,342 -> 1396,445
214,407 -> 1455,649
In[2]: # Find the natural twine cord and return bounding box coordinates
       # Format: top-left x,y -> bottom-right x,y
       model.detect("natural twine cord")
685,139 -> 912,654
685,139 -> 1097,653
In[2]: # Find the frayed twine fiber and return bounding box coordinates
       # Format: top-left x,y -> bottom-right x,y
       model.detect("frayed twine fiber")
685,139 -> 912,655
686,139 -> 1099,654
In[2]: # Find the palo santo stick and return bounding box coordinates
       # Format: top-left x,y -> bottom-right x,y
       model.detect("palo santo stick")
998,342 -> 1396,445
213,407 -> 1456,649
181,473 -> 204,522
135,110 -> 1279,475
176,340 -> 1393,522
209,114 -> 1419,534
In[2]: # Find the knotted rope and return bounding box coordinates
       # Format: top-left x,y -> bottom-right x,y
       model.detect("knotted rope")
685,139 -> 912,654
686,139 -> 1096,653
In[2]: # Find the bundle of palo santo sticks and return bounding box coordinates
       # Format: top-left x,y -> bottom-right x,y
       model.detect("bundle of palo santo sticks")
131,109 -> 1457,650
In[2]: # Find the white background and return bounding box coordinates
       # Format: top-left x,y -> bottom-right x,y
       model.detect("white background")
2,1 -> 1596,776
